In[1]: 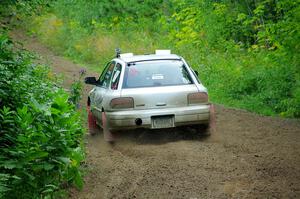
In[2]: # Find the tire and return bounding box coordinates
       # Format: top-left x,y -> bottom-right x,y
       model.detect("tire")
87,106 -> 100,135
102,111 -> 116,142
193,104 -> 216,135
193,123 -> 210,135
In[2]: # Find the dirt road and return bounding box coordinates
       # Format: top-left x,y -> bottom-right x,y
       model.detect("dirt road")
11,29 -> 300,199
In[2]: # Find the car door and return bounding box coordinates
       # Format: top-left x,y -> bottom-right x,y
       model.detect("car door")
90,61 -> 116,121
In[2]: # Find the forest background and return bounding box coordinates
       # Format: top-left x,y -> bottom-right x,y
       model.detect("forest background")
9,0 -> 299,117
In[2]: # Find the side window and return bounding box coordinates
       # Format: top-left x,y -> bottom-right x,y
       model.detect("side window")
111,63 -> 122,90
98,62 -> 115,88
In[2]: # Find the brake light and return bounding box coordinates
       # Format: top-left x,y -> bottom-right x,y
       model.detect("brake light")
110,97 -> 134,109
188,92 -> 208,104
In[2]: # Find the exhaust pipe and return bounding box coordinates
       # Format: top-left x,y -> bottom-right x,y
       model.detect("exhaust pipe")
135,118 -> 142,126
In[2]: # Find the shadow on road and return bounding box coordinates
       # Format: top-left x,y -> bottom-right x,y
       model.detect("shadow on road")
112,127 -> 210,145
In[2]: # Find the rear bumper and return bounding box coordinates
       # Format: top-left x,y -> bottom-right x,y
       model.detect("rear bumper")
105,104 -> 210,130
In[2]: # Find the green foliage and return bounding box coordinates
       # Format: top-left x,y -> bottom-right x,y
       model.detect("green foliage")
8,0 -> 300,117
0,32 -> 84,198
69,69 -> 86,108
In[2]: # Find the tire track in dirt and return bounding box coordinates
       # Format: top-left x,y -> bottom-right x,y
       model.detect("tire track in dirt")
10,29 -> 300,199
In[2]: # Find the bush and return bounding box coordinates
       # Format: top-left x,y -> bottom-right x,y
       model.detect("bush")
0,32 -> 84,198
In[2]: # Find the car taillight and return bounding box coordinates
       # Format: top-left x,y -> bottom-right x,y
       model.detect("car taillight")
110,97 -> 134,109
188,92 -> 208,104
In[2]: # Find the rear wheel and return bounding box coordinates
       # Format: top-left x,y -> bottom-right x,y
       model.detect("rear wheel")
193,104 -> 216,135
102,111 -> 116,143
193,123 -> 210,135
87,106 -> 100,135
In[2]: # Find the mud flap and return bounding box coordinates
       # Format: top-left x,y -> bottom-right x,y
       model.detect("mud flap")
209,104 -> 216,133
87,106 -> 99,135
102,112 -> 115,142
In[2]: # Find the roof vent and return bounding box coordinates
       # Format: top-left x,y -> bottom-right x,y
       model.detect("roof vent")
155,49 -> 171,55
120,53 -> 134,58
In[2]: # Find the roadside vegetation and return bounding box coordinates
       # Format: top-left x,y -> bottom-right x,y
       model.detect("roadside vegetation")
0,30 -> 84,198
8,0 -> 298,117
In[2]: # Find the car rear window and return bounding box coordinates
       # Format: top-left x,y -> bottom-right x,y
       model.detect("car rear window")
122,60 -> 193,88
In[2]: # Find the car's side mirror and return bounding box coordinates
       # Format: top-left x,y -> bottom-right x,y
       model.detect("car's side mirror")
84,77 -> 98,85
194,70 -> 199,76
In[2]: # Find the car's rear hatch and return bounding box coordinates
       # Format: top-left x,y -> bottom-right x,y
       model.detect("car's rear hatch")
121,84 -> 199,110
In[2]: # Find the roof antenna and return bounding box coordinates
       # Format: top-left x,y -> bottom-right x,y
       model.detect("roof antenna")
115,48 -> 121,58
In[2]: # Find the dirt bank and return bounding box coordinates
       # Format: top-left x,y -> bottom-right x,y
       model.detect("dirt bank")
10,29 -> 300,199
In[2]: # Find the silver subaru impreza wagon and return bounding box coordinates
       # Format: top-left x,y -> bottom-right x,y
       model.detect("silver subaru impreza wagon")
85,50 -> 214,136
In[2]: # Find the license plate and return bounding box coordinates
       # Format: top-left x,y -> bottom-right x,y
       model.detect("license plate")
151,115 -> 175,129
